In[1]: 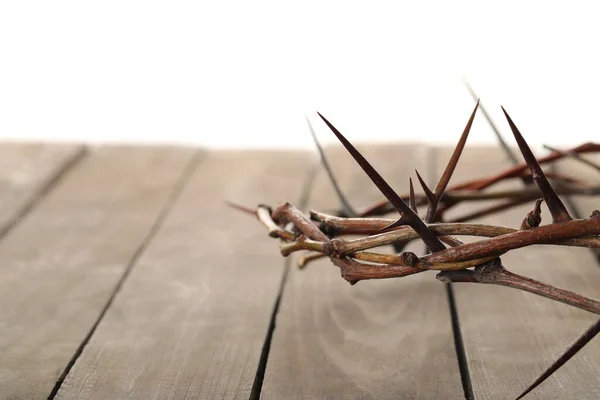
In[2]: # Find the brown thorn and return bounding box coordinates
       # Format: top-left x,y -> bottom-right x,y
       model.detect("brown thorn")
464,80 -> 522,166
379,215 -> 411,232
501,107 -> 572,222
297,253 -> 326,269
225,200 -> 257,216
409,177 -> 417,213
519,199 -> 544,230
306,116 -> 357,217
426,99 -> 479,222
415,169 -> 436,205
317,112 -> 445,252
515,318 -> 600,400
415,169 -> 437,222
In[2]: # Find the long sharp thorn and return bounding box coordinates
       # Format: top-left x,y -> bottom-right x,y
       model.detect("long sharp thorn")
317,112 -> 445,252
515,318 -> 600,400
543,144 -> 600,174
415,169 -> 436,205
409,178 -> 417,213
426,100 -> 479,222
225,200 -> 257,216
501,107 -> 572,223
464,81 -> 522,166
306,117 -> 357,217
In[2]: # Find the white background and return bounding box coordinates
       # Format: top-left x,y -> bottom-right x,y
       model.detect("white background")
1,1 -> 598,151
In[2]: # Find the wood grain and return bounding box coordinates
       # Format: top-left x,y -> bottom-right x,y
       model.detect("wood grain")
55,150 -> 314,400
0,146 -> 198,400
261,145 -> 464,399
439,146 -> 600,400
0,142 -> 83,236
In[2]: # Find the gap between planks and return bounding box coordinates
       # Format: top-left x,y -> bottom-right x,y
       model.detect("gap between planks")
54,149 -> 316,400
260,144 -> 464,400
0,145 -> 87,244
249,163 -> 319,400
46,150 -> 206,399
429,147 -> 475,400
0,145 -> 200,399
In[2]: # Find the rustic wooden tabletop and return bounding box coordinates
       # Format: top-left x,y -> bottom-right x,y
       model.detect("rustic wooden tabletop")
0,142 -> 598,400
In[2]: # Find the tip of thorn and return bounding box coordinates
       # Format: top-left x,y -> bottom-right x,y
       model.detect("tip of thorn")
225,200 -> 256,215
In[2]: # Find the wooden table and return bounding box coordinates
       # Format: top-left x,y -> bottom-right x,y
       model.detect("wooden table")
0,142 -> 598,400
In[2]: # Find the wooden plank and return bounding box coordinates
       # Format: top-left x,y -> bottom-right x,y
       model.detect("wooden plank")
55,150 -> 314,400
438,146 -> 600,399
261,145 -> 464,399
0,142 -> 83,236
0,145 -> 199,400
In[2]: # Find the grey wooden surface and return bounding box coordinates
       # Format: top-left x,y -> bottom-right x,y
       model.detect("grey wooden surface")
0,145 -> 198,399
0,143 -> 83,238
55,150 -> 313,400
0,142 -> 597,400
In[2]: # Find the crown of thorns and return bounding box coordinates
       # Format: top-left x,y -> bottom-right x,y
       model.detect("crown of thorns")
230,98 -> 600,399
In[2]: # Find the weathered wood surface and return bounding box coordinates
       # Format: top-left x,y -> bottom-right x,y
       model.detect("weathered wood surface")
0,146 -> 199,399
0,143 -> 83,237
261,145 -> 464,399
0,143 -> 598,400
439,146 -> 600,400
55,150 -> 314,400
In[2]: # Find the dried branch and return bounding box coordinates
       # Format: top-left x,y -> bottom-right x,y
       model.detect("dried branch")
308,212 -> 600,250
436,260 -> 600,315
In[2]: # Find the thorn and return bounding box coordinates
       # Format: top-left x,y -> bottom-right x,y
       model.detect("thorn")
379,215 -> 411,232
515,318 -> 600,400
317,112 -> 445,252
225,200 -> 257,216
415,169 -> 435,205
426,99 -> 479,222
502,107 -> 572,223
306,116 -> 357,217
464,81 -> 521,166
297,253 -> 325,269
392,241 -> 408,254
409,178 -> 417,213
520,199 -> 544,230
